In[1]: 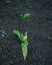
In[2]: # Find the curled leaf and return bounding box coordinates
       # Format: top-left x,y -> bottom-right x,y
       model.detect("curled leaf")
13,30 -> 23,41
23,13 -> 30,19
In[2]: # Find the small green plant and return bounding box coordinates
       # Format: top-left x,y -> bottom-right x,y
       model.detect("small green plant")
13,13 -> 30,60
13,30 -> 28,60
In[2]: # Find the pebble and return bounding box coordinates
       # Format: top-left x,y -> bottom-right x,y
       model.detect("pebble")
43,58 -> 45,62
48,37 -> 52,40
14,55 -> 17,58
19,13 -> 23,17
7,1 -> 10,3
0,30 -> 7,37
16,8 -> 19,11
26,4 -> 32,8
1,34 -> 5,37
29,5 -> 32,8
10,60 -> 13,64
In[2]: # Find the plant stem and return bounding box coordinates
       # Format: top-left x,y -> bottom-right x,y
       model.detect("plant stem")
19,21 -> 21,38
18,17 -> 23,38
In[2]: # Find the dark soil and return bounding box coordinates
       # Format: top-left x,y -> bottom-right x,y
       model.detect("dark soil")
0,0 -> 52,65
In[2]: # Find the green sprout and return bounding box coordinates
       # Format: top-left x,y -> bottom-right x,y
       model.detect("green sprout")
13,30 -> 28,60
13,13 -> 30,60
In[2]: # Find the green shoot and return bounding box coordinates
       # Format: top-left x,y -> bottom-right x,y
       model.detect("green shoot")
13,13 -> 30,60
13,30 -> 28,60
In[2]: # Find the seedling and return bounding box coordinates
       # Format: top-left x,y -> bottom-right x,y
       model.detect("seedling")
13,13 -> 30,60
13,30 -> 28,60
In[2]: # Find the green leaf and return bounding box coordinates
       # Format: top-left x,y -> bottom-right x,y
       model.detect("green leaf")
13,30 -> 24,41
23,13 -> 30,19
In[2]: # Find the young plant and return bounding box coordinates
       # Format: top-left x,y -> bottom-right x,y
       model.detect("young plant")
13,13 -> 30,60
13,30 -> 28,60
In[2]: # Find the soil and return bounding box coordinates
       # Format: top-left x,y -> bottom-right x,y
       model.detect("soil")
0,0 -> 52,65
